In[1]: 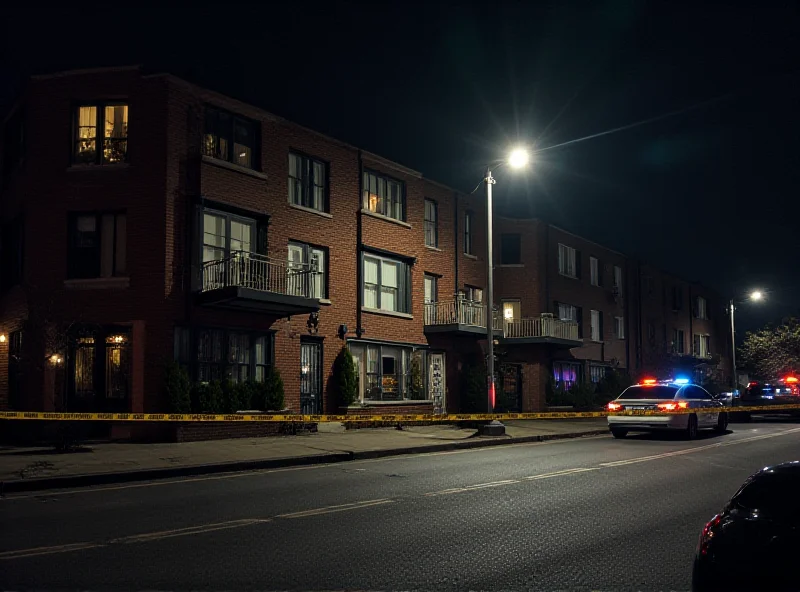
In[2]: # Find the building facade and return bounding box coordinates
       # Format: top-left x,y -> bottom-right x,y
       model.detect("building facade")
0,67 -> 732,427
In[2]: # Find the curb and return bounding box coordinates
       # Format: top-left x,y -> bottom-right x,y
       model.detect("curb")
0,429 -> 608,495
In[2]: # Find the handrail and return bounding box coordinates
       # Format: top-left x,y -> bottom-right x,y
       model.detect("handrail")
202,251 -> 318,298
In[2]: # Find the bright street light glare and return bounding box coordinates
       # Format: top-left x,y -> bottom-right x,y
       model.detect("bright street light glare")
508,148 -> 530,169
750,290 -> 763,301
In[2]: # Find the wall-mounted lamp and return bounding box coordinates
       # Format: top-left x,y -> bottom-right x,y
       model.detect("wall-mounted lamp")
0,334 -> 6,343
50,354 -> 63,365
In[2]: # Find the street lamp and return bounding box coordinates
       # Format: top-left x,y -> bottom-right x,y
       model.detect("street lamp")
483,147 -> 531,427
730,290 -> 765,392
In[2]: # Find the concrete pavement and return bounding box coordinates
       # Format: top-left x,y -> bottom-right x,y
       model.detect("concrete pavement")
0,419 -> 608,492
2,417 -> 799,590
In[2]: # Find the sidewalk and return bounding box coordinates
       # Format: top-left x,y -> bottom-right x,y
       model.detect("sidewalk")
0,419 -> 609,493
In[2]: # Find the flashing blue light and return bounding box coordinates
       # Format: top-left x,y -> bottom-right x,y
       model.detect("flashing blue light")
673,378 -> 690,385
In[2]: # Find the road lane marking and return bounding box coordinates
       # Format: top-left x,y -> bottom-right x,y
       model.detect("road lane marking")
276,499 -> 393,518
523,467 -> 598,480
600,427 -> 800,467
425,479 -> 520,496
0,542 -> 105,560
109,518 -> 271,544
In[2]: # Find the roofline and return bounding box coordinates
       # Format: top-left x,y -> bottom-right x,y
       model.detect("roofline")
31,65 -> 143,81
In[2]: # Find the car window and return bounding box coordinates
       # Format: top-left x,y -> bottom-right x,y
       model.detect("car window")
694,386 -> 713,400
733,472 -> 800,514
618,386 -> 678,400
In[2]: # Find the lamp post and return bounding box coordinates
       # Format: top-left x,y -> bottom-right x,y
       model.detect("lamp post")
482,148 -> 530,433
730,290 -> 764,392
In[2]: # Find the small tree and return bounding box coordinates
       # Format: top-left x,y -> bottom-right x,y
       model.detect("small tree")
332,347 -> 358,406
596,369 -> 633,404
192,380 -> 222,413
263,368 -> 285,411
407,353 -> 425,400
219,379 -> 239,413
740,317 -> 800,379
164,360 -> 191,413
460,363 -> 486,413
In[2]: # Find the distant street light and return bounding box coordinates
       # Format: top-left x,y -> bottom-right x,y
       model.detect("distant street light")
730,290 -> 766,391
483,147 -> 531,429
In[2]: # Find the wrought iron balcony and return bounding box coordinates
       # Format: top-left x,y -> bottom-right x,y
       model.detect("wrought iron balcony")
198,251 -> 320,316
423,298 -> 503,336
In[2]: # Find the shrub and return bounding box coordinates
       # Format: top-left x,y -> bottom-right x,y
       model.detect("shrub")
566,381 -> 597,409
164,360 -> 191,413
596,369 -> 633,404
545,377 -> 569,406
331,347 -> 358,406
407,354 -> 425,400
262,368 -> 285,411
219,380 -> 239,413
192,381 -> 222,413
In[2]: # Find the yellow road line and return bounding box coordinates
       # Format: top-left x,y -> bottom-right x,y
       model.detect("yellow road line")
276,499 -> 393,518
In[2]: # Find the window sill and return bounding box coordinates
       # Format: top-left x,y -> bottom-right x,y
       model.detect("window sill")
559,272 -> 578,279
201,155 -> 268,180
319,298 -> 332,306
498,263 -> 524,268
345,400 -> 434,408
360,209 -> 412,228
463,253 -> 478,260
361,307 -> 413,320
288,203 -> 333,219
64,277 -> 130,290
425,245 -> 442,252
67,163 -> 130,172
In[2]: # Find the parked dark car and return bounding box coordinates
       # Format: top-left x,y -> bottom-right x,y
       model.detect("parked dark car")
692,461 -> 800,591
731,376 -> 800,421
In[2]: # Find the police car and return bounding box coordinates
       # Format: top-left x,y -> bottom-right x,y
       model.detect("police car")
607,378 -> 729,439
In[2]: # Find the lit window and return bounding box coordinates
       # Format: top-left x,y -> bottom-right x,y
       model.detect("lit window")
349,343 -> 427,402
363,171 -> 405,221
73,103 -> 128,165
363,254 -> 409,313
503,300 -> 520,320
204,106 -> 258,170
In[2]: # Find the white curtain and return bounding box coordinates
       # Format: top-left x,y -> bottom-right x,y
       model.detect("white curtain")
381,261 -> 398,311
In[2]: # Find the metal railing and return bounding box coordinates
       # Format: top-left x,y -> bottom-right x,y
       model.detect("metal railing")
503,314 -> 579,340
202,251 -> 318,299
424,298 -> 502,330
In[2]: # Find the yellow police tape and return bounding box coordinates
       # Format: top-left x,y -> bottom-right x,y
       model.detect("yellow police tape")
1,405 -> 799,423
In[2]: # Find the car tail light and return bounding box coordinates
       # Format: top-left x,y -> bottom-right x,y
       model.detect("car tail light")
657,401 -> 688,411
699,515 -> 722,555
607,401 -> 622,411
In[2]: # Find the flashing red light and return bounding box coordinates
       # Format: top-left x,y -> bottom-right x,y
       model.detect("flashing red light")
642,378 -> 658,385
785,376 -> 799,384
748,381 -> 758,388
657,401 -> 689,411
608,401 -> 622,412
489,381 -> 496,409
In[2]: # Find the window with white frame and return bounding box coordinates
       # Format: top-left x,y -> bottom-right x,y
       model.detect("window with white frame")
202,210 -> 254,263
349,343 -> 427,402
614,316 -> 625,339
423,274 -> 437,303
363,171 -> 405,221
503,299 -> 521,321
288,152 -> 327,212
590,364 -> 607,384
590,310 -> 601,341
424,199 -> 438,247
363,254 -> 410,313
693,334 -> 711,358
613,265 -> 623,290
288,242 -> 327,298
464,285 -> 482,303
590,257 -> 600,286
558,243 -> 576,277
695,296 -> 708,319
558,302 -> 578,322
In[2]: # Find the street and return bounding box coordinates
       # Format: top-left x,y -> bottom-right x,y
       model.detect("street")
2,419 -> 800,590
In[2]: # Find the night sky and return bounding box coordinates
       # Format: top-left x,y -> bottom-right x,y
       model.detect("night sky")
2,1 -> 799,336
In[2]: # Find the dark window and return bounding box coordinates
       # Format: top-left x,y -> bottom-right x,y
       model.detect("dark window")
2,110 -> 24,186
500,234 -> 521,264
464,211 -> 474,255
672,285 -> 683,310
175,327 -> 274,386
424,199 -> 438,247
73,103 -> 128,165
1,216 -> 24,290
288,152 -> 327,211
619,385 -> 679,400
733,472 -> 800,514
203,106 -> 258,169
672,329 -> 685,354
363,254 -> 410,313
362,171 -> 405,221
68,213 -> 126,279
679,386 -> 712,400
8,330 -> 22,409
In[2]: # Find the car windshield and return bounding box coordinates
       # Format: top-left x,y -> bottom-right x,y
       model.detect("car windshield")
617,385 -> 679,400
733,471 -> 800,514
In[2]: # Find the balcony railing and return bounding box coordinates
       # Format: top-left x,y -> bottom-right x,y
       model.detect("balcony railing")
202,251 -> 318,299
424,298 -> 503,331
503,314 -> 579,341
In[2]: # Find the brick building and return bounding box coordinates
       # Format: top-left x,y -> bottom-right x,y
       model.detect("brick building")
0,67 -> 732,427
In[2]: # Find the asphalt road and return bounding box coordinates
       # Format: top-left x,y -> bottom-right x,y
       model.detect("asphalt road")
3,419 -> 800,591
